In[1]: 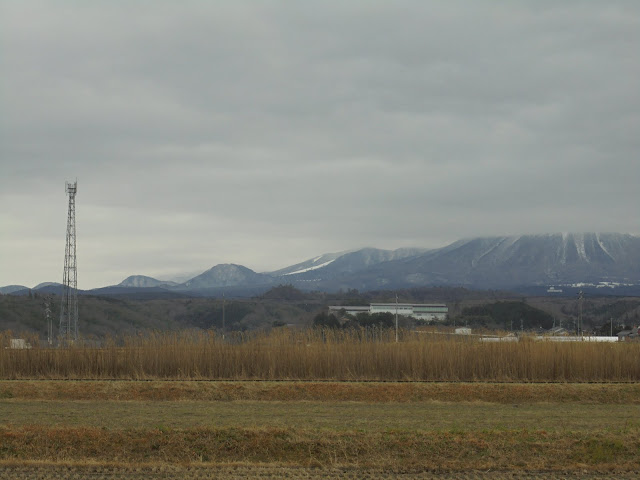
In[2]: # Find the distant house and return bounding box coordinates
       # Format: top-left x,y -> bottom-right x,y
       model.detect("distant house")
617,327 -> 639,342
547,326 -> 569,336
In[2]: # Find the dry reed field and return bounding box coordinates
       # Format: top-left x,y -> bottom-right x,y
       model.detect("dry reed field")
2,329 -> 640,382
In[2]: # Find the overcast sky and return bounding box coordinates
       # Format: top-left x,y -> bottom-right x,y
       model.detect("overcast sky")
1,1 -> 639,289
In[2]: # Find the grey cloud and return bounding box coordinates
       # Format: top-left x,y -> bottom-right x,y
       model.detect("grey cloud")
1,1 -> 639,288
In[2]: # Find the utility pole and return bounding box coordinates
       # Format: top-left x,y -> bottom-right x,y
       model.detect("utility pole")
578,290 -> 584,337
222,292 -> 226,340
395,293 -> 399,342
60,180 -> 78,345
610,317 -> 613,337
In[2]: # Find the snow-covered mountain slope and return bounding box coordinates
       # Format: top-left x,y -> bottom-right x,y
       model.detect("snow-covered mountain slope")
343,233 -> 640,290
272,247 -> 429,280
268,251 -> 348,276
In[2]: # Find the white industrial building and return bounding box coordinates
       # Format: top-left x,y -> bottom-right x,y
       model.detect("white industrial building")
328,303 -> 448,322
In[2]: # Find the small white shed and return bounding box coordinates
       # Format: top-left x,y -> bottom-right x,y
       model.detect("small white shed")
9,339 -> 31,349
455,327 -> 472,335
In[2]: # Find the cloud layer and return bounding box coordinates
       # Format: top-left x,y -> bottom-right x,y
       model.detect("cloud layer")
1,1 -> 639,288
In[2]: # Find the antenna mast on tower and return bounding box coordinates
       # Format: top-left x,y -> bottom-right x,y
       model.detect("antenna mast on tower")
60,180 -> 78,344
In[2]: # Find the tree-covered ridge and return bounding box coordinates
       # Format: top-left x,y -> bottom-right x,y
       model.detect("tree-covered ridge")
3,285 -> 640,338
460,301 -> 554,330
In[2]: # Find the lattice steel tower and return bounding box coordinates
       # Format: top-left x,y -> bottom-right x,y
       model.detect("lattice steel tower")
60,180 -> 78,343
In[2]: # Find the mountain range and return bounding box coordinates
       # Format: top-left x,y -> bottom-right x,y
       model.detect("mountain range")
3,233 -> 640,297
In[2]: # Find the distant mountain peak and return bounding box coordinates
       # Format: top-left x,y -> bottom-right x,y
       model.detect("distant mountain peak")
34,282 -> 61,289
118,275 -> 177,288
0,285 -> 30,295
182,263 -> 273,289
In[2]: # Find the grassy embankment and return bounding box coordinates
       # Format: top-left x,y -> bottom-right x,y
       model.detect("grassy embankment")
1,381 -> 639,472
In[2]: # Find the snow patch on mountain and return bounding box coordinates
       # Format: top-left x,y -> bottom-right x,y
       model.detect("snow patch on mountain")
559,233 -> 568,265
595,233 -> 615,261
472,236 -> 520,267
574,233 -> 588,262
283,259 -> 336,276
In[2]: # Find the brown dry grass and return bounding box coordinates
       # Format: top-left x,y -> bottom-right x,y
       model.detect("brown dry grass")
4,464 -> 640,479
2,380 -> 640,403
2,329 -> 640,382
0,425 -> 638,472
3,399 -> 638,433
1,379 -> 639,473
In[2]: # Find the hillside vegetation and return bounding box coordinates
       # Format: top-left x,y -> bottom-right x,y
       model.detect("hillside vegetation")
2,285 -> 640,338
0,292 -> 316,337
